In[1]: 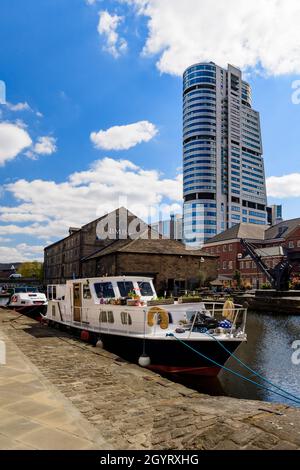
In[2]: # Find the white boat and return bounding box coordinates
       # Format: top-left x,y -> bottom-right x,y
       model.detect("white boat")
45,276 -> 247,376
7,287 -> 48,315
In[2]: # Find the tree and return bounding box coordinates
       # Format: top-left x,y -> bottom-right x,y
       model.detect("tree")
18,261 -> 43,280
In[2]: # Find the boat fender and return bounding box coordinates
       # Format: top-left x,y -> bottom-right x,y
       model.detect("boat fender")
96,339 -> 104,349
147,307 -> 169,330
80,330 -> 90,342
11,295 -> 17,303
222,299 -> 235,322
138,353 -> 151,367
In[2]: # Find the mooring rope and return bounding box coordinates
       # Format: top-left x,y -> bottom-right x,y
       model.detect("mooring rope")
204,332 -> 300,404
166,333 -> 300,405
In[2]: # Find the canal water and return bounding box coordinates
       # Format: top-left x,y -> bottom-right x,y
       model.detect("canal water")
175,312 -> 300,406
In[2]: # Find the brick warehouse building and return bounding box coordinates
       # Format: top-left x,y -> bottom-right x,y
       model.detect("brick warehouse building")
82,238 -> 217,295
203,218 -> 300,288
44,207 -> 217,294
44,208 -> 152,284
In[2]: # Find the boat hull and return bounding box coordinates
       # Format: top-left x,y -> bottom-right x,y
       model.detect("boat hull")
6,304 -> 47,317
98,332 -> 242,377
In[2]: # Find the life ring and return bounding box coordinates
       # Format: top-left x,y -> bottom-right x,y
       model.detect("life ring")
222,299 -> 235,322
11,295 -> 17,303
147,307 -> 169,330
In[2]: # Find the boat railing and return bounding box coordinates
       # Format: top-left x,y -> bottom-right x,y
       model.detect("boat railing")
184,302 -> 247,338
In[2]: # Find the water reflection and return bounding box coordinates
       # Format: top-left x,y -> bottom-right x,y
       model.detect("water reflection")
171,312 -> 300,406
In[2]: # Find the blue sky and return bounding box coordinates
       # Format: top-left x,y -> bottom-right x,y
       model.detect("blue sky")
1,0 -> 300,261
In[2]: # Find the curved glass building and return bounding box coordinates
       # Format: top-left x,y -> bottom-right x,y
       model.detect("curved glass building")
183,62 -> 267,248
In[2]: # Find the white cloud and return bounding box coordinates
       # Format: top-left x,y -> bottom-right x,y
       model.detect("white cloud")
0,122 -> 32,166
124,0 -> 300,76
33,136 -> 57,155
98,10 -> 127,57
267,173 -> 300,198
6,102 -> 31,112
0,244 -> 44,262
0,157 -> 182,241
0,237 -> 11,243
91,120 -> 158,150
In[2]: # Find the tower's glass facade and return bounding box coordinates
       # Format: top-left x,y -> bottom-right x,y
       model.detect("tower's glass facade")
183,62 -> 267,248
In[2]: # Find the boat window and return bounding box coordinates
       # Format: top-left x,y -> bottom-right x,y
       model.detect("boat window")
52,286 -> 56,299
107,311 -> 114,323
120,311 -> 132,325
99,310 -> 107,322
83,284 -> 91,299
48,287 -> 53,300
52,305 -> 56,317
94,282 -> 115,299
137,282 -> 153,296
117,281 -> 134,297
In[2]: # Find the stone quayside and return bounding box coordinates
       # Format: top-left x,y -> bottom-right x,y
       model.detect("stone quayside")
0,308 -> 300,450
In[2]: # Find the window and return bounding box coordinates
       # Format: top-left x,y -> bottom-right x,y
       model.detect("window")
240,261 -> 244,269
229,244 -> 233,252
121,311 -> 132,325
137,282 -> 153,297
107,311 -> 114,324
99,310 -> 107,322
223,261 -> 227,270
48,285 -> 56,300
94,282 -> 115,299
223,245 -> 227,252
83,284 -> 91,299
228,261 -> 233,270
289,241 -> 295,249
117,281 -> 134,297
297,240 -> 300,248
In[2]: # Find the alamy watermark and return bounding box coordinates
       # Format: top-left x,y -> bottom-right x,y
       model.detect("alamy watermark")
0,80 -> 6,104
291,340 -> 300,365
95,197 -> 208,250
0,340 -> 6,365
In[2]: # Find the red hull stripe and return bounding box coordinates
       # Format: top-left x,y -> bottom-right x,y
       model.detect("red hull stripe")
148,364 -> 221,376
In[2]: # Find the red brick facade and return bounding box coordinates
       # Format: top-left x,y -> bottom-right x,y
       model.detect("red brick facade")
203,224 -> 300,288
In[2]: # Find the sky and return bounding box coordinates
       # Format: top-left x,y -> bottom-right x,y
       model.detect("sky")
1,0 -> 300,262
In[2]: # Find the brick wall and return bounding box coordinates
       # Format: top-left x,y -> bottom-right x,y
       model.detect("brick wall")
83,252 -> 217,295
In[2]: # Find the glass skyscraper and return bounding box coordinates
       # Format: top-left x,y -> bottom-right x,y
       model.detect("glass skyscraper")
183,62 -> 267,248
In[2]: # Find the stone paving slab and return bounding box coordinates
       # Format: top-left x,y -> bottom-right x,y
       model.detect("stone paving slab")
0,316 -> 110,450
1,309 -> 300,450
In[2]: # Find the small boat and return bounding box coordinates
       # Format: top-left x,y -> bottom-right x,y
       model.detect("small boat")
45,276 -> 247,376
7,286 -> 48,315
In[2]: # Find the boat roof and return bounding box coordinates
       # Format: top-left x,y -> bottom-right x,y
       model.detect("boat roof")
63,276 -> 154,285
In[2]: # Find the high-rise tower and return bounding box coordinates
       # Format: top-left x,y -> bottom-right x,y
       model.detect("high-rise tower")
183,62 -> 267,248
